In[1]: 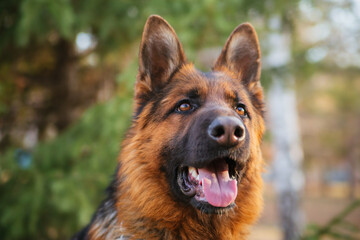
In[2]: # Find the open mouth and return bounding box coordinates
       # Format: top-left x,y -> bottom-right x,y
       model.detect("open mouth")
177,157 -> 245,212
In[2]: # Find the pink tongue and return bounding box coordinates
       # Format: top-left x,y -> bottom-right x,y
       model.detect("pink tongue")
198,160 -> 238,207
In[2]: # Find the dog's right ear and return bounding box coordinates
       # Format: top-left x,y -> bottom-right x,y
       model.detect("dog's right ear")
135,15 -> 186,104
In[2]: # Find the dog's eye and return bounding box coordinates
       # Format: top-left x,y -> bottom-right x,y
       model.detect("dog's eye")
177,102 -> 192,112
235,104 -> 247,117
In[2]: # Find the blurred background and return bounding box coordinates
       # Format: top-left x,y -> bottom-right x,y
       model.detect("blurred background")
0,0 -> 359,239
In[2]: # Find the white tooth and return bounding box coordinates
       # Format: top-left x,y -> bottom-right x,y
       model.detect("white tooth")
188,167 -> 195,175
193,170 -> 199,179
188,167 -> 198,179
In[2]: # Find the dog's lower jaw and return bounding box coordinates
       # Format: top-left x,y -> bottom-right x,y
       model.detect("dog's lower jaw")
175,157 -> 248,214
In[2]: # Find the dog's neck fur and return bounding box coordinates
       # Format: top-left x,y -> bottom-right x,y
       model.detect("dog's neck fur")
86,174 -> 262,240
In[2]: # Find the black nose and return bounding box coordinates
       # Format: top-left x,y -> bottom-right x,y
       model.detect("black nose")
208,116 -> 245,147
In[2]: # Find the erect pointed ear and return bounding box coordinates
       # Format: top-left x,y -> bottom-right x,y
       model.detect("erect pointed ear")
214,23 -> 262,100
137,15 -> 186,94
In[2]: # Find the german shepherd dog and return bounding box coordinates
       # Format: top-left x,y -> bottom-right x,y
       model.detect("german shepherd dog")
73,15 -> 265,240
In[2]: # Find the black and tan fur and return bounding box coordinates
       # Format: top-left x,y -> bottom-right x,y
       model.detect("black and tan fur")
72,15 -> 265,240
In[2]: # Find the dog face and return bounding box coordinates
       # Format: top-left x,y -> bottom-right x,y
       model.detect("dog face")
132,15 -> 264,215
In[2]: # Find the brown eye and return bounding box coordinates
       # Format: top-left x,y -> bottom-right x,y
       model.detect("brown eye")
178,102 -> 191,112
236,105 -> 247,116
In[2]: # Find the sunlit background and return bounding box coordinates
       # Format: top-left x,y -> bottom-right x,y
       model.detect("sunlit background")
0,0 -> 359,239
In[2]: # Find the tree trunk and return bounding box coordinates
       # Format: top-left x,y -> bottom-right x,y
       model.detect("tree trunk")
51,38 -> 79,131
265,15 -> 305,240
268,77 -> 305,240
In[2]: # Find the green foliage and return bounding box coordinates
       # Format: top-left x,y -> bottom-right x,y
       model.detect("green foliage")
0,93 -> 133,239
17,0 -> 75,45
1,0 -> 283,54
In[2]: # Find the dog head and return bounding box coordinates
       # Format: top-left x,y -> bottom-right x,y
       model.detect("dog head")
130,15 -> 264,215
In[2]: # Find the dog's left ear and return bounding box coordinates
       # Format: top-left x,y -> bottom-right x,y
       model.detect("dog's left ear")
214,23 -> 262,101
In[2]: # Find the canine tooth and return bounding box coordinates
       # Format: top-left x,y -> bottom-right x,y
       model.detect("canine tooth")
188,167 -> 198,179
